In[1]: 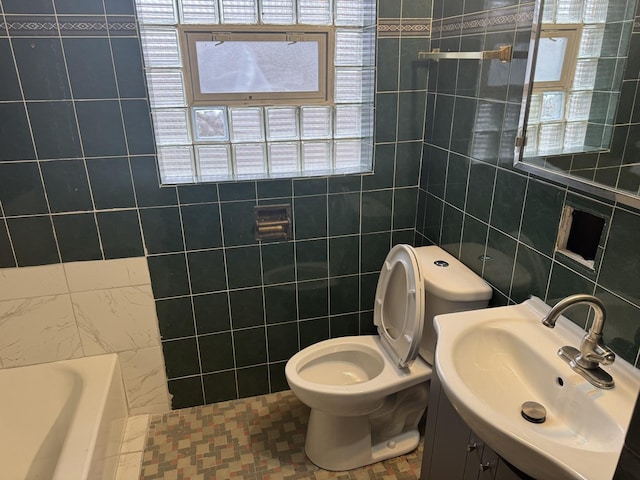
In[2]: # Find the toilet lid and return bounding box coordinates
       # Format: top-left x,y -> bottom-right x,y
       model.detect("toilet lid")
373,244 -> 425,368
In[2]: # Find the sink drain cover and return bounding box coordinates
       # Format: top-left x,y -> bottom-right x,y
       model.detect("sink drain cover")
521,401 -> 546,424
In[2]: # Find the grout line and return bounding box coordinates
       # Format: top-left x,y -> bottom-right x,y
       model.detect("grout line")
216,186 -> 240,401
0,200 -> 18,267
507,176 -> 530,300
3,8 -> 63,267
174,200 -> 205,403
325,185 -> 331,337
255,181 -> 273,393
101,0 -> 137,263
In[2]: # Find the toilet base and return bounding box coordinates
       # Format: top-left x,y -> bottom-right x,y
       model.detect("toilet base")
305,409 -> 421,471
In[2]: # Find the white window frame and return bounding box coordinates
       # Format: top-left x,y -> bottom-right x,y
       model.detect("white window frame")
533,25 -> 582,92
181,26 -> 334,106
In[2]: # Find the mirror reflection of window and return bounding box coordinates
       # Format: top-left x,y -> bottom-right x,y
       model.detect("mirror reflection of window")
535,36 -> 569,83
524,0 -> 620,158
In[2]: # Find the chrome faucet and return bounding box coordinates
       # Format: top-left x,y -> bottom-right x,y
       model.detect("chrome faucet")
542,294 -> 615,389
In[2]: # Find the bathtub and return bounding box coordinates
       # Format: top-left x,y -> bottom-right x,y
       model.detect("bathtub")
1,354 -> 128,480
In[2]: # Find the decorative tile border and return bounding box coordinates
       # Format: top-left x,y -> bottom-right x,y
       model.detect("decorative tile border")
1,14 -> 137,37
402,19 -> 432,37
378,18 -> 402,37
378,18 -> 431,38
0,15 -> 58,36
434,5 -> 534,38
516,2 -> 536,29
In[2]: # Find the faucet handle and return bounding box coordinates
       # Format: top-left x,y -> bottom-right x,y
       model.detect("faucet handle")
583,345 -> 615,366
576,333 -> 616,369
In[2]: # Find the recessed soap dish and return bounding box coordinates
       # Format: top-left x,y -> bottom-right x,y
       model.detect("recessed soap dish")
254,204 -> 291,241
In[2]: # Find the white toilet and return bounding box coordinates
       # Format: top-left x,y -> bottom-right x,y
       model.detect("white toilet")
285,244 -> 492,471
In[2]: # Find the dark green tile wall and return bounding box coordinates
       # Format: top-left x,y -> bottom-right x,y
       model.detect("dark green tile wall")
6,0 -> 639,451
417,0 -> 640,413
5,0 -> 637,466
417,1 -> 640,472
0,0 -> 432,409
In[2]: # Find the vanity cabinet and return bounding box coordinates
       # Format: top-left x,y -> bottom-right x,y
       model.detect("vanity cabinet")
421,371 -> 533,480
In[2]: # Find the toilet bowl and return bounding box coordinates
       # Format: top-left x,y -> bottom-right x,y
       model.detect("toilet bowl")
289,336 -> 431,416
286,245 -> 493,471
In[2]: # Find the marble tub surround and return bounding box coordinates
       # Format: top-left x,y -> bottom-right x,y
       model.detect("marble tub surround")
116,414 -> 151,480
0,257 -> 170,414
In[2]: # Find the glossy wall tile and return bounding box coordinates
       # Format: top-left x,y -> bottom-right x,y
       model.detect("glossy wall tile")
0,0 -> 431,408
417,0 -> 640,368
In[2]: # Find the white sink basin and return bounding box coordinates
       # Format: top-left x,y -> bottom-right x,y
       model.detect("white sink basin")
434,297 -> 640,480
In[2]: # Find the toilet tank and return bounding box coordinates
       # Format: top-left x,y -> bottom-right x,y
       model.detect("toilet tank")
413,246 -> 493,364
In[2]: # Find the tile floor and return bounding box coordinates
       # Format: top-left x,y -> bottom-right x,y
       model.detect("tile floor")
139,390 -> 422,480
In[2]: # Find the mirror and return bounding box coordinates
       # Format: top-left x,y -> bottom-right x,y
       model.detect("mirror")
515,0 -> 640,210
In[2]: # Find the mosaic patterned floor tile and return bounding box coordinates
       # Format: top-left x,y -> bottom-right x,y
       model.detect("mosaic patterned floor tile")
140,390 -> 422,480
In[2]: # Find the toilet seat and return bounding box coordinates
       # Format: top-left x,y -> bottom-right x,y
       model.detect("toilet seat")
374,245 -> 425,369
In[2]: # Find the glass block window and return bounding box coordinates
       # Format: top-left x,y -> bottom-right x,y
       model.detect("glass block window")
526,0 -> 620,156
135,0 -> 376,184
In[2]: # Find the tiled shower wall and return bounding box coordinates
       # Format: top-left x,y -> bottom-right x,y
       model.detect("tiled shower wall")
417,0 -> 640,366
0,0 -> 432,408
4,0 -> 639,414
416,0 -> 640,472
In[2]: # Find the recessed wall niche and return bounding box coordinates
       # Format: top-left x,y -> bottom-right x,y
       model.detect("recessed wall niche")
556,205 -> 607,270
